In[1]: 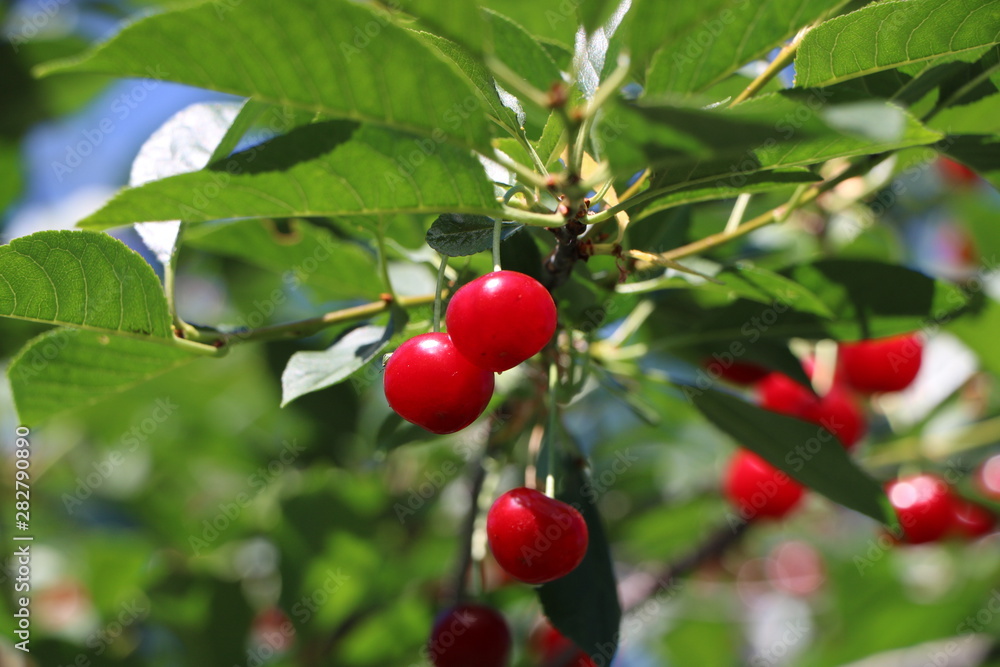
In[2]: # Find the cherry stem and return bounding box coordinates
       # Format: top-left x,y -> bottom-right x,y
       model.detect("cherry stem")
374,228 -> 398,304
544,362 -> 559,498
623,520 -> 751,613
432,254 -> 448,333
453,451 -> 488,604
729,23 -> 813,108
492,217 -> 503,272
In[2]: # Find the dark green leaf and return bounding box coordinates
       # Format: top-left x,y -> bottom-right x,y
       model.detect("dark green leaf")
185,219 -> 382,301
538,456 -> 621,664
0,230 -> 173,338
37,0 -> 494,150
787,259 -> 966,340
691,390 -> 890,522
425,214 -> 524,257
78,122 -> 500,229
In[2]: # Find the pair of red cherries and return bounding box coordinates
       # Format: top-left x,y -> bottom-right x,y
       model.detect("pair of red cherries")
431,402 -> 591,666
429,487 -> 590,667
384,270 -> 557,434
429,605 -> 595,667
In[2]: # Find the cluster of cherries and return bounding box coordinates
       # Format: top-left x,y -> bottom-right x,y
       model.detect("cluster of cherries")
386,271 -> 594,664
384,270 -> 557,434
717,334 -> 996,542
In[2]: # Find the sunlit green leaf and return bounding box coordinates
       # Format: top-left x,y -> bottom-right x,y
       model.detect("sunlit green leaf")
77,122 -> 500,229
0,230 -> 173,338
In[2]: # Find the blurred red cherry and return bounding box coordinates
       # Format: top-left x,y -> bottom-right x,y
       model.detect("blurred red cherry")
950,499 -> 996,539
724,449 -> 805,520
838,334 -> 923,394
886,474 -> 954,544
937,157 -> 979,186
530,620 -> 596,667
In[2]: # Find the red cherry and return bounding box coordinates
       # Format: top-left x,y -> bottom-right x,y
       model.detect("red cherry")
705,359 -> 769,385
950,499 -> 996,539
530,621 -> 596,667
486,487 -> 588,585
723,449 -> 804,520
838,334 -> 923,394
757,372 -> 816,416
885,474 -> 954,544
801,384 -> 867,450
428,603 -> 512,667
757,372 -> 866,450
384,332 -> 495,434
445,270 -> 557,372
937,157 -> 979,186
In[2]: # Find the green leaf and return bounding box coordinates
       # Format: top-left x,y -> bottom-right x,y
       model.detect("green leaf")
536,110 -> 568,168
0,230 -> 173,338
820,45 -> 1000,111
8,329 -> 197,424
417,32 -> 520,136
691,390 -> 890,523
36,0 -> 493,151
602,93 -> 943,185
787,259 -> 966,339
644,0 -> 849,96
77,122 -> 500,229
648,259 -> 965,348
482,9 -> 564,93
633,169 -> 821,221
396,0 -> 580,54
929,92 -> 1000,135
578,0 -> 620,34
425,214 -> 524,257
794,0 -> 1000,88
280,309 -> 405,406
184,219 -> 382,301
538,456 -> 621,664
947,296 -> 1000,376
717,264 -> 836,318
0,142 -> 22,212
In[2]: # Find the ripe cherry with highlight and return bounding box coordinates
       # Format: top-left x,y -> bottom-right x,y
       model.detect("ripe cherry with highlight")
384,332 -> 494,434
446,270 -> 557,372
428,603 -> 511,667
486,487 -> 588,585
723,449 -> 805,520
885,474 -> 953,544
